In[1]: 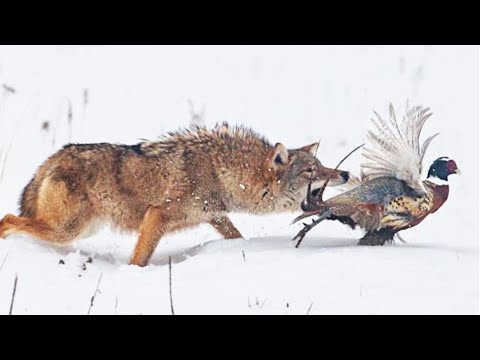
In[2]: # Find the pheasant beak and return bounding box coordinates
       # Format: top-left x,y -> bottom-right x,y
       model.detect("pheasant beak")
454,168 -> 461,175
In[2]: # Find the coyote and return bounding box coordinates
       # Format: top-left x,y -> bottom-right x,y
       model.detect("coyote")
0,124 -> 349,266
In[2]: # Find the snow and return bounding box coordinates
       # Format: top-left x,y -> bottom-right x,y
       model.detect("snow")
0,45 -> 478,314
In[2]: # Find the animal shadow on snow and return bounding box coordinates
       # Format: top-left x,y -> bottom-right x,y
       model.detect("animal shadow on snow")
142,236 -> 475,266
12,235 -> 471,268
149,236 -> 360,266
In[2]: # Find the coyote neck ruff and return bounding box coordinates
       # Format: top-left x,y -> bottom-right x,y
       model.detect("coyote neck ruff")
0,123 -> 349,267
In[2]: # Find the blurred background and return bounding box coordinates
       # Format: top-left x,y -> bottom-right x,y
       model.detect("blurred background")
0,45 -> 477,244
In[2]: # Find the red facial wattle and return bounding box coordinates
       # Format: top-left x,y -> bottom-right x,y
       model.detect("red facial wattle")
447,160 -> 458,175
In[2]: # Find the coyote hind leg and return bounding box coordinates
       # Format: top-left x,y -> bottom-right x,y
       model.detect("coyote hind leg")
1,177 -> 94,245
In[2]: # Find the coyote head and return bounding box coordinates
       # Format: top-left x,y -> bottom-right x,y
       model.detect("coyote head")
269,142 -> 349,211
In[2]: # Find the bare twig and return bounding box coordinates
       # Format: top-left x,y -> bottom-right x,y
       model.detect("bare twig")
0,140 -> 13,182
83,89 -> 89,107
187,99 -> 205,126
242,250 -> 246,262
260,298 -> 267,309
169,257 -> 175,315
248,296 -> 267,310
306,302 -> 314,315
9,274 -> 18,315
82,89 -> 89,125
2,84 -> 16,94
0,252 -> 9,273
66,98 -> 73,143
87,273 -> 103,315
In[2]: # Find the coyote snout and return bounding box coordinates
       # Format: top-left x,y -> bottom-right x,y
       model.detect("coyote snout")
0,124 -> 348,267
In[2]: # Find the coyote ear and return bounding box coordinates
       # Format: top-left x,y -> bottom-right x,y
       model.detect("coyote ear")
272,143 -> 289,166
299,143 -> 319,156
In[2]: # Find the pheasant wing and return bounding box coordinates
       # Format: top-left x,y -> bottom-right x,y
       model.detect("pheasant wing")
361,103 -> 439,193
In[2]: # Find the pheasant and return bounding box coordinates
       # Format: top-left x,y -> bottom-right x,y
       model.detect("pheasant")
293,104 -> 460,247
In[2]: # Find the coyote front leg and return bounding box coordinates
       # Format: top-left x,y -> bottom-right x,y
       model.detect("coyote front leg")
209,216 -> 243,240
130,206 -> 203,267
130,207 -> 165,267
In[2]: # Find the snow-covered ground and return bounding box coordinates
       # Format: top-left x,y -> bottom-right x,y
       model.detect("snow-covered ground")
0,45 -> 478,314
